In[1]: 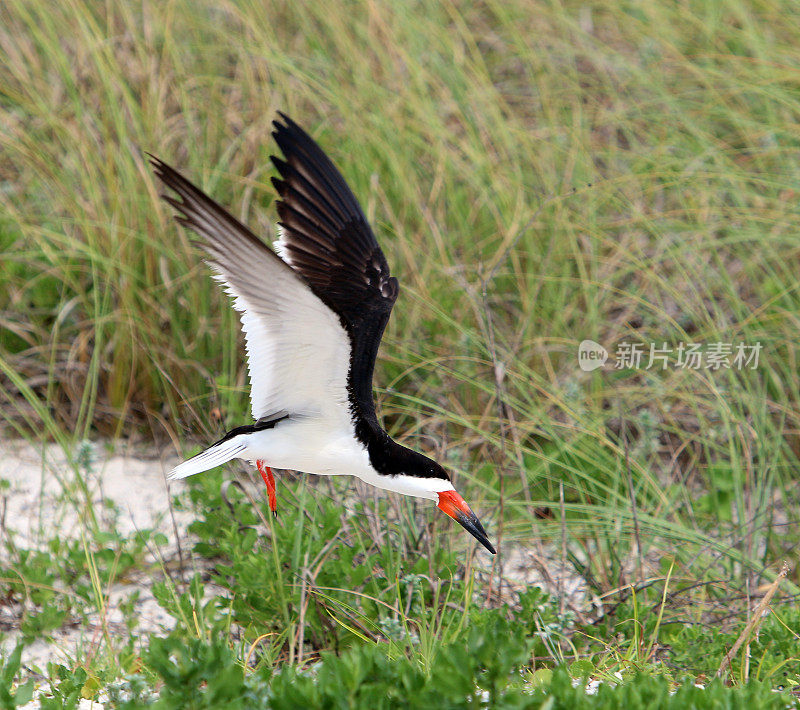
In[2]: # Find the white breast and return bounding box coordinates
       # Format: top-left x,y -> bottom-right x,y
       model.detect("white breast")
238,417 -> 454,502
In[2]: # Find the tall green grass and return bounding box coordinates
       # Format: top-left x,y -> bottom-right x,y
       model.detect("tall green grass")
3,0 -> 800,688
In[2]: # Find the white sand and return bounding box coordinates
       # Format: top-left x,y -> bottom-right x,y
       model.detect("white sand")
0,438 -> 592,705
0,439 -> 192,675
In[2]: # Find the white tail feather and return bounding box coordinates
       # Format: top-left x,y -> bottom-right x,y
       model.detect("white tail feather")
168,438 -> 247,480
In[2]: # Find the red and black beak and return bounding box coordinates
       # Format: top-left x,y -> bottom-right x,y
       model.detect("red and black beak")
437,490 -> 496,554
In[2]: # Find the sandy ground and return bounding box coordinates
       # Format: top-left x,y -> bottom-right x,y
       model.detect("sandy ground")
0,439 -> 192,673
0,439 -> 591,705
1,439 -> 185,546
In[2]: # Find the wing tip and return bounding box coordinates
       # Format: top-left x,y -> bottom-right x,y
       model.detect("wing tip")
147,153 -> 172,179
148,154 -> 195,200
270,113 -> 320,164
272,110 -> 294,134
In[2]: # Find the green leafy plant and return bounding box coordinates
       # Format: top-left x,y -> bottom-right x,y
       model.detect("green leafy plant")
4,0 -> 800,702
0,644 -> 34,709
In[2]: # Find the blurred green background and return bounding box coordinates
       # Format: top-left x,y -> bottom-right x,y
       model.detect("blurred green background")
3,0 -> 800,700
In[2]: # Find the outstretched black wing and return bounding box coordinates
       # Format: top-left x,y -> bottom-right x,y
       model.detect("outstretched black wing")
270,113 -> 399,416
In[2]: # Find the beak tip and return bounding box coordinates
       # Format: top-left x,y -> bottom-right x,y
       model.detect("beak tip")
476,533 -> 497,555
456,510 -> 497,555
437,490 -> 496,554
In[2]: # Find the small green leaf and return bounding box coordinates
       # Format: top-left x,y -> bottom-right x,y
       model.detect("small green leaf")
569,659 -> 594,679
531,668 -> 553,689
14,679 -> 34,706
80,674 -> 102,700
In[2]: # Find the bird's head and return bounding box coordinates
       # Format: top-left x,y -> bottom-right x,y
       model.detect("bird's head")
376,441 -> 496,554
436,489 -> 496,555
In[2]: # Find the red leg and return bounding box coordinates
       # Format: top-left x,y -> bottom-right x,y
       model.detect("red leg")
256,460 -> 277,518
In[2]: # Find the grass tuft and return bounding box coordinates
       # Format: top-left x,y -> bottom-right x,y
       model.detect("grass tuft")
3,0 -> 800,703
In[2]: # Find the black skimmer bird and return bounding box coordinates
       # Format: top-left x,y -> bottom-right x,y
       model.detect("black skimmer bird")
150,113 -> 496,555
